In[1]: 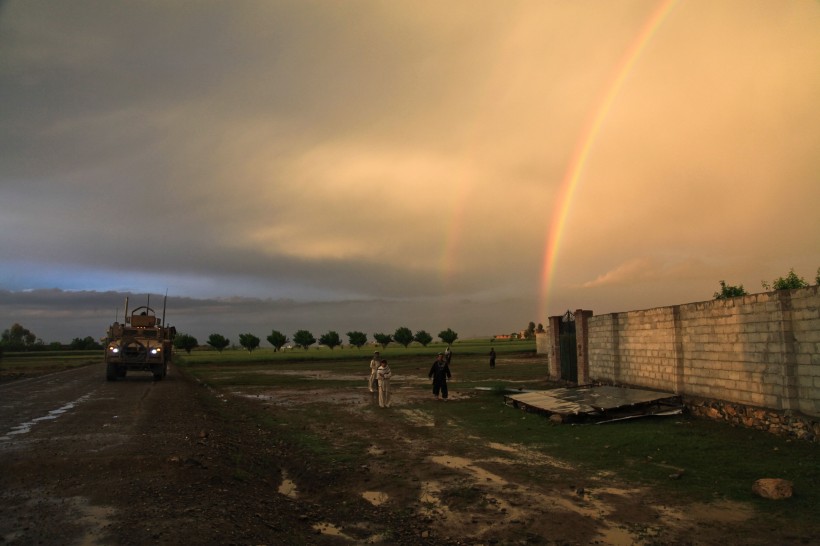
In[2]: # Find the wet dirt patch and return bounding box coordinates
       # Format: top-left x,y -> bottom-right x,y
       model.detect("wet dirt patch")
397,409 -> 436,427
656,498 -> 755,525
484,440 -> 575,470
237,386 -> 442,408
212,367 -> 806,546
312,521 -> 354,540
0,490 -> 116,546
238,388 -> 369,406
362,490 -> 389,506
278,469 -> 298,498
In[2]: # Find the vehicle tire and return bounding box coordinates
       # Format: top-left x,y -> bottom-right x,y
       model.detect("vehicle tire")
106,362 -> 118,381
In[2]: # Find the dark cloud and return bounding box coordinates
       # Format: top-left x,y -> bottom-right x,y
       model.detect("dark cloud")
0,288 -> 535,344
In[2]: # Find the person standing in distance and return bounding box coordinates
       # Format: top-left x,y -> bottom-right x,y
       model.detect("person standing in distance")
377,359 -> 392,408
368,351 -> 380,393
428,352 -> 452,400
489,347 -> 496,369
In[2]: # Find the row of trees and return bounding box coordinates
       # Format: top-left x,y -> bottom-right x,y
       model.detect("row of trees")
0,323 -> 103,354
173,327 -> 461,354
714,267 -> 820,300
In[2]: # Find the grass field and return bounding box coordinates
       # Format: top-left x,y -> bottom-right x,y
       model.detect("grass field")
0,350 -> 102,380
179,337 -> 536,364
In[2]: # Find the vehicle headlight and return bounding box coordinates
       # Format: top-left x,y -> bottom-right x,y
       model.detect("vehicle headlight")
109,346 -> 119,353
150,347 -> 160,355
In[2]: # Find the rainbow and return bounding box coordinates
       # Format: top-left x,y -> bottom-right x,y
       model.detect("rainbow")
538,0 -> 679,319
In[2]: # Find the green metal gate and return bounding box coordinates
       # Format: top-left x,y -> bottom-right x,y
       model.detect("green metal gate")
559,310 -> 577,382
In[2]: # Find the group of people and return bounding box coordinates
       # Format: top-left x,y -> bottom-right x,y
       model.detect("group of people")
368,351 -> 393,408
369,345 -> 494,406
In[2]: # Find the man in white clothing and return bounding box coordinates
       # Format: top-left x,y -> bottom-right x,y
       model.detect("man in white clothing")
376,359 -> 392,408
368,351 -> 380,392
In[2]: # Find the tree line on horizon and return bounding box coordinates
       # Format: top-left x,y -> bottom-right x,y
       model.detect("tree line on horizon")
0,322 -> 103,355
173,326 -> 462,354
175,320 -> 550,355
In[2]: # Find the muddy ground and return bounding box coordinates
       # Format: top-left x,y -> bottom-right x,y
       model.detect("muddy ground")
0,363 -> 816,545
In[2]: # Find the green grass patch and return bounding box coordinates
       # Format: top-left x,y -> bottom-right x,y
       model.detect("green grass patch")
1,350 -> 101,359
179,338 -> 535,365
0,350 -> 101,379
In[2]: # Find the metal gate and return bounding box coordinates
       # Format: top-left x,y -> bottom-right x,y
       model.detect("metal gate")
559,310 -> 577,382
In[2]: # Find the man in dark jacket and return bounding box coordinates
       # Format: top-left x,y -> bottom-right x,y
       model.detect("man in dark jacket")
428,353 -> 452,400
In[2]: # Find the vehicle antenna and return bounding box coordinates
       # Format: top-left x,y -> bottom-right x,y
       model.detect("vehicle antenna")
162,289 -> 168,327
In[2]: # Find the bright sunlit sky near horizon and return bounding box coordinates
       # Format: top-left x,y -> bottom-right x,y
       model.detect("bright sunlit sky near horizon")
2,0 -> 819,343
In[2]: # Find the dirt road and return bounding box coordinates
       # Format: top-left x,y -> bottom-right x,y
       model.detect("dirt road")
1,363 -> 815,545
0,364 -> 369,545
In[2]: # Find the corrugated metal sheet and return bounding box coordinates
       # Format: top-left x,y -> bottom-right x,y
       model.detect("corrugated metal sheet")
505,385 -> 682,422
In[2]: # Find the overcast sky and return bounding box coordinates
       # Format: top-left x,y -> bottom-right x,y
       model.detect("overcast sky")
2,1 -> 819,344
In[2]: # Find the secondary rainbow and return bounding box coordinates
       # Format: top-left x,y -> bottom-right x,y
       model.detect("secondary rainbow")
538,0 -> 678,319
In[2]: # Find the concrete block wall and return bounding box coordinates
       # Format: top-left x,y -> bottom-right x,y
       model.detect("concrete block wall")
581,286 -> 820,419
589,307 -> 680,391
675,294 -> 778,408
791,286 -> 820,416
586,314 -> 615,378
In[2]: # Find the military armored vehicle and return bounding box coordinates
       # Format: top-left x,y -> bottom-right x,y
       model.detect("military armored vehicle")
105,296 -> 176,381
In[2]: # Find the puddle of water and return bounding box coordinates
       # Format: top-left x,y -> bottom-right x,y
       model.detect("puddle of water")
237,389 -> 365,406
250,370 -> 368,381
0,393 -> 92,440
278,470 -> 298,498
362,490 -> 389,506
